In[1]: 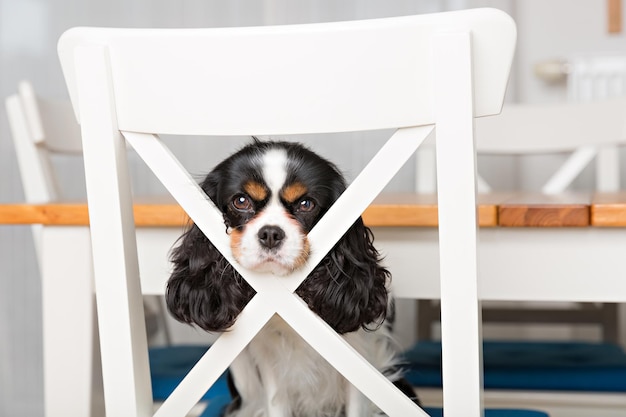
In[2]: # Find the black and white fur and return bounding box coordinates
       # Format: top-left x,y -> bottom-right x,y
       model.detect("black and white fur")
166,139 -> 418,417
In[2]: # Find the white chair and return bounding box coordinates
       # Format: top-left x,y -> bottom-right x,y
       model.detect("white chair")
5,81 -> 104,417
416,99 -> 626,342
58,8 -> 516,417
4,81 -> 184,417
400,98 -> 626,416
6,81 -> 83,251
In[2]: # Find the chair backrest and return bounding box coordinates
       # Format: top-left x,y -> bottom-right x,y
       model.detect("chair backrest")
417,99 -> 626,194
5,81 -> 83,261
475,99 -> 626,193
6,81 -> 83,203
58,8 -> 516,417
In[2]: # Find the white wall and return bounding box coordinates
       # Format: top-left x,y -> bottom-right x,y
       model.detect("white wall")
515,0 -> 626,104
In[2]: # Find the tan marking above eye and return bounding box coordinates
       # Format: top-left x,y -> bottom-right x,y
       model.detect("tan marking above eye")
281,182 -> 308,203
243,181 -> 268,201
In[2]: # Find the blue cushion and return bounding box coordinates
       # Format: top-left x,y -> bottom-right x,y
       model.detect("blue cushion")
149,345 -> 229,401
424,409 -> 548,417
198,395 -> 232,417
403,340 -> 626,392
198,403 -> 547,417
152,345 -> 549,417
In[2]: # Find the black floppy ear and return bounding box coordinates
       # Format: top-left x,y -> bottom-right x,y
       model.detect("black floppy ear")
199,170 -> 220,206
166,224 -> 255,332
297,217 -> 390,334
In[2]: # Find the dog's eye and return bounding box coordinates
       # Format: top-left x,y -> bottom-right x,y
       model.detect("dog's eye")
296,198 -> 316,213
232,195 -> 253,212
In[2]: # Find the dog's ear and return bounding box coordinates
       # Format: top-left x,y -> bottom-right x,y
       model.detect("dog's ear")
200,170 -> 221,206
297,217 -> 390,334
166,224 -> 255,332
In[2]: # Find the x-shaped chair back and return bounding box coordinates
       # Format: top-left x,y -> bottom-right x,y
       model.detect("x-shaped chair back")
58,9 -> 516,417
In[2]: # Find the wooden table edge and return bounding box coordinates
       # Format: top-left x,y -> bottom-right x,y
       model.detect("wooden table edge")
0,202 -> 500,228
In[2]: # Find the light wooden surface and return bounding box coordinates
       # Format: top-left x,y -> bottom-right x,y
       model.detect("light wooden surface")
498,193 -> 592,227
608,0 -> 623,34
591,192 -> 626,226
3,192 -> 626,227
360,193 -> 499,227
0,203 -> 188,227
0,194 -> 501,228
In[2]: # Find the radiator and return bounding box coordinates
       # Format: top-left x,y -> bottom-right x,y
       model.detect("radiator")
567,55 -> 626,191
567,55 -> 626,100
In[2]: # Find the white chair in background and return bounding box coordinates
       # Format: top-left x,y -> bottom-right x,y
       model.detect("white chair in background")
401,98 -> 626,416
57,8 -> 519,417
416,98 -> 626,343
6,81 -> 83,254
5,81 -> 104,417
5,81 -> 185,417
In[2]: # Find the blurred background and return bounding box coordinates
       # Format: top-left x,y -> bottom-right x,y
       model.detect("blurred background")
2,1 -> 626,415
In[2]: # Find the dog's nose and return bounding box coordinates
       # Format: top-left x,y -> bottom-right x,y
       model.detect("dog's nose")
257,225 -> 285,249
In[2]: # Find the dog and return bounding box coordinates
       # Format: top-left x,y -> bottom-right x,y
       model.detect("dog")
166,139 -> 418,417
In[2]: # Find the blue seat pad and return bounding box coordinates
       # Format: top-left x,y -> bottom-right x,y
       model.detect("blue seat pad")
151,345 -> 548,417
198,402 -> 547,417
149,345 -> 229,401
403,340 -> 626,392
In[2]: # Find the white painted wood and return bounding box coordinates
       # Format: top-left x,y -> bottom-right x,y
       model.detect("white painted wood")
58,9 -> 515,135
74,45 -> 153,417
475,99 -> 626,153
0,4 -> 518,417
154,296 -> 276,417
432,32 -> 483,417
40,227 -> 103,417
275,293 -> 429,417
5,96 -> 49,265
17,81 -> 46,144
418,387 -> 626,417
378,227 -> 626,303
541,146 -> 597,194
477,99 -> 626,193
596,147 -> 621,191
6,80 -> 84,264
5,84 -> 59,204
416,140 -> 437,193
125,125 -> 433,296
5,81 -> 102,417
33,226 -> 626,415
58,9 -> 515,417
416,98 -> 626,193
288,126 -> 434,291
128,127 -> 434,416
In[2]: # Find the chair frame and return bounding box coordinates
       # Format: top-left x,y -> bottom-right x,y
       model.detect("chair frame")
415,98 -> 626,343
58,9 -> 516,417
5,81 -> 104,417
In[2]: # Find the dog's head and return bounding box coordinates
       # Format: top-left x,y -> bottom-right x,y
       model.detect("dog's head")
166,139 -> 389,334
207,139 -> 344,275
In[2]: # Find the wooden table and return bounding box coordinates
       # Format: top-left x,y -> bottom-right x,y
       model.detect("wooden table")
3,192 -> 626,417
3,192 -> 626,228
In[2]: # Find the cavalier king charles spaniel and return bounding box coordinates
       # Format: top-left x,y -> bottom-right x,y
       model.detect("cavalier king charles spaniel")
166,139 -> 418,417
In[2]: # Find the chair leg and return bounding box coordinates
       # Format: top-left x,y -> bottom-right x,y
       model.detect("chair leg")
601,303 -> 619,344
416,300 -> 439,341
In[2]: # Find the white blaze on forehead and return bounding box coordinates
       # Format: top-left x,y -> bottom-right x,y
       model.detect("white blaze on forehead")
231,147 -> 308,275
262,148 -> 288,198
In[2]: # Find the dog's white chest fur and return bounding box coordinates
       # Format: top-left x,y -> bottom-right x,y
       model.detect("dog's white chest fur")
227,315 -> 398,417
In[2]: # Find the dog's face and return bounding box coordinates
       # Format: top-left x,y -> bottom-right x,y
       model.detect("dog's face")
208,143 -> 343,275
167,140 -> 389,334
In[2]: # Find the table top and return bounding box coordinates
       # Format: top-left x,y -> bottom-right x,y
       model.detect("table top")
1,192 -> 626,228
